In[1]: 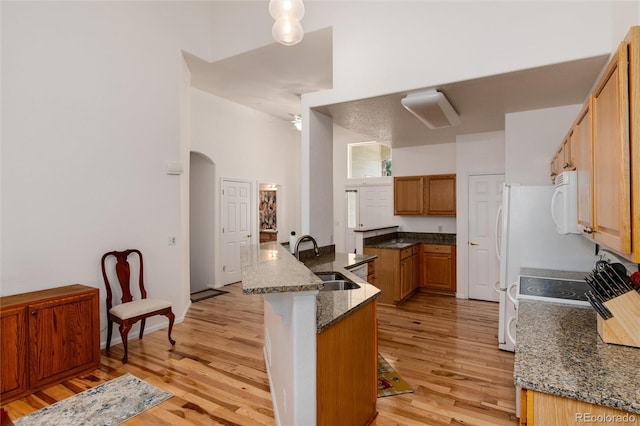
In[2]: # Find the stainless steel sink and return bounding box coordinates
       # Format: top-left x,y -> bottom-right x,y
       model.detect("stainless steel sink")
314,272 -> 361,291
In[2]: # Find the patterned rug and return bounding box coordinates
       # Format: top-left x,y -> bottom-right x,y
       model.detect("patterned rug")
14,374 -> 172,425
190,288 -> 228,303
377,354 -> 414,398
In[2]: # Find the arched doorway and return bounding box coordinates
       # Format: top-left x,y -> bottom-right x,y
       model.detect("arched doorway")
189,151 -> 215,293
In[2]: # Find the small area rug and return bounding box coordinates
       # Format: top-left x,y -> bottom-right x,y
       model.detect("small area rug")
190,288 -> 228,303
377,354 -> 414,398
14,373 -> 172,426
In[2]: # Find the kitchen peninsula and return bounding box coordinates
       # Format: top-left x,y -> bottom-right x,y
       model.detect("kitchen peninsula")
241,242 -> 380,426
515,301 -> 640,425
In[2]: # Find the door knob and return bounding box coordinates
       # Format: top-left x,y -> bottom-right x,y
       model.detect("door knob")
469,241 -> 479,246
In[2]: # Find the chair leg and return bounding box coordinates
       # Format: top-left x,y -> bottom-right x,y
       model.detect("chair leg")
139,318 -> 146,340
166,311 -> 176,346
106,320 -> 113,353
119,322 -> 132,364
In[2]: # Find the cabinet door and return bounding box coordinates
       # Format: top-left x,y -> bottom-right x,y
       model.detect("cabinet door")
425,174 -> 456,215
1,306 -> 27,399
29,292 -> 99,388
591,42 -> 631,254
400,256 -> 413,300
562,135 -> 575,171
421,247 -> 456,292
394,176 -> 423,215
574,99 -> 593,234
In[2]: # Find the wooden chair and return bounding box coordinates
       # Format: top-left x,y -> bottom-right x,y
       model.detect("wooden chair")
101,249 -> 175,363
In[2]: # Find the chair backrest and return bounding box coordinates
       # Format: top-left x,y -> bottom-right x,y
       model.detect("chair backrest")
101,249 -> 147,310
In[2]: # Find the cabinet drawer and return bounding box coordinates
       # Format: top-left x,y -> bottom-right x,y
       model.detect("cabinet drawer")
400,247 -> 413,259
422,244 -> 452,254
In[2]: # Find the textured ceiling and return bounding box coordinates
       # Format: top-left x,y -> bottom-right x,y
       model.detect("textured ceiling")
185,27 -> 608,147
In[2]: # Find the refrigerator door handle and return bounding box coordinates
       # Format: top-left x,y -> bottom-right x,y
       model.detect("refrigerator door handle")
495,204 -> 503,261
506,316 -> 517,346
507,281 -> 518,305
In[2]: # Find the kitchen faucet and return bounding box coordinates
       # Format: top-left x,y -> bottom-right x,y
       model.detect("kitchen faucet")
294,235 -> 320,260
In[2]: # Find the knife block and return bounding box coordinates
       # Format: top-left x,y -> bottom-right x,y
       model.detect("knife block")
596,290 -> 640,348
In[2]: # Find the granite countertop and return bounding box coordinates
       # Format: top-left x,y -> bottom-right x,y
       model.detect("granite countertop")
364,232 -> 456,249
241,243 -> 381,333
515,300 -> 640,414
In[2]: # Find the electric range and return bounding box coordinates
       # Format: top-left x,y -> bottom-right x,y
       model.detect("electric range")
517,275 -> 591,306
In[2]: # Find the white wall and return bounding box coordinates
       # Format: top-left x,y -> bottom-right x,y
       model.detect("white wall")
505,105 -> 582,185
1,2 -> 215,341
455,131 -> 506,299
190,88 -> 301,285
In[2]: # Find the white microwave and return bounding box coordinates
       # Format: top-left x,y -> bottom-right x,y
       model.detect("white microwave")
551,171 -> 579,234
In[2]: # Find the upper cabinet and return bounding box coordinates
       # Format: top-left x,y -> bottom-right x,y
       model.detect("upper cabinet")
565,26 -> 640,262
394,176 -> 424,215
394,174 -> 456,216
550,135 -> 576,182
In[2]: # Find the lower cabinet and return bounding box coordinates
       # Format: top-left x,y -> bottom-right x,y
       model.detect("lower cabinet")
421,244 -> 456,292
521,389 -> 639,426
363,247 -> 418,305
0,285 -> 100,402
317,301 -> 377,426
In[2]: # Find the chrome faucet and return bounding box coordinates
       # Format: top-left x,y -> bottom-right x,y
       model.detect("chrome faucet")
294,235 -> 320,260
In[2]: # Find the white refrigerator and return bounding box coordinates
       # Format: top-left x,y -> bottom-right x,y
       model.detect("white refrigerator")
496,184 -> 596,352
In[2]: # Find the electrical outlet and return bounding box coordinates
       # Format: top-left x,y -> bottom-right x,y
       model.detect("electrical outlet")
438,225 -> 443,233
168,236 -> 177,245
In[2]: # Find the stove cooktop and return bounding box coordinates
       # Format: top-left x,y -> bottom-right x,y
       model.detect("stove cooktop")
517,275 -> 591,306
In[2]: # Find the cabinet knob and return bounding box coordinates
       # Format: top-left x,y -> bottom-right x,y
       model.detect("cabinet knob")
448,256 -> 452,259
583,227 -> 594,234
563,162 -> 569,169
31,310 -> 37,316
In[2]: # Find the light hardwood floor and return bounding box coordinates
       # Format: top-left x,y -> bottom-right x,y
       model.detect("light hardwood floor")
1,284 -> 518,426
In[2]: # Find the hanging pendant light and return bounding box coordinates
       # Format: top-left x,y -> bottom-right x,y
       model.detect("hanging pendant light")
269,0 -> 305,46
269,0 -> 304,21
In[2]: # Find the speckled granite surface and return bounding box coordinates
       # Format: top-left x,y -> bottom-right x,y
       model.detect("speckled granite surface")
515,300 -> 640,414
241,242 -> 323,294
364,232 -> 456,249
303,252 -> 381,332
241,243 -> 381,333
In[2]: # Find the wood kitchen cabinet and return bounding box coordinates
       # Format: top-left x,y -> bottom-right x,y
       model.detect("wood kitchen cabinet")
550,135 -> 575,182
520,389 -> 639,426
0,285 -> 100,403
394,176 -> 424,215
574,100 -> 593,233
363,246 -> 419,305
317,300 -> 377,426
421,244 -> 456,293
394,174 -> 456,216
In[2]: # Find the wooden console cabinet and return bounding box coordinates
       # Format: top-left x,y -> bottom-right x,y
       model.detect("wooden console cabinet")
363,246 -> 418,305
0,285 -> 100,402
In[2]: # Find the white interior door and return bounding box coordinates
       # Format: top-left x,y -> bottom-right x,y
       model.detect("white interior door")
222,179 -> 252,285
468,174 -> 504,301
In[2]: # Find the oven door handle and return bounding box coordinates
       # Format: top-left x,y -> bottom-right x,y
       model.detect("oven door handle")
506,316 -> 517,347
507,281 -> 518,305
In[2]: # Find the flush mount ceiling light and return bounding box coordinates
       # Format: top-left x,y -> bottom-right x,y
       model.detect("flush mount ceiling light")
269,0 -> 305,46
401,89 -> 461,129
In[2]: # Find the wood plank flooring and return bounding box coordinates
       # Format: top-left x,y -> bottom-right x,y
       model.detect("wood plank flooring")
1,284 -> 518,425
